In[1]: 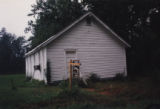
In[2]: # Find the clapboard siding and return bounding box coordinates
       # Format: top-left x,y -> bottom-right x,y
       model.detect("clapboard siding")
47,19 -> 127,82
25,48 -> 47,82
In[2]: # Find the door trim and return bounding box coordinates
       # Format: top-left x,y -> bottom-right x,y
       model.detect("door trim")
64,49 -> 78,79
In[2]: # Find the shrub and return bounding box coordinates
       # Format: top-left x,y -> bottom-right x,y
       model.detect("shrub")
82,73 -> 101,88
88,73 -> 100,82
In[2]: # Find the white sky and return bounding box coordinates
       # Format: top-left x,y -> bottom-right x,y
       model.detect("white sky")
0,0 -> 36,39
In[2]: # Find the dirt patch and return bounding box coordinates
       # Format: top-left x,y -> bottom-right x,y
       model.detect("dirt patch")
85,88 -> 95,92
99,91 -> 112,96
85,87 -> 123,96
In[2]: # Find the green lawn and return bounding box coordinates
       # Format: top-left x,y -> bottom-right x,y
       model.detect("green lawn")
0,74 -> 61,109
0,74 -> 160,109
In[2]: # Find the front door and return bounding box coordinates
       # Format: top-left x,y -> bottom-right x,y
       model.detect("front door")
65,50 -> 76,78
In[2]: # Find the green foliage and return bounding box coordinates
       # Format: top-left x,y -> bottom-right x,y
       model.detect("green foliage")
0,74 -> 60,109
57,79 -> 86,100
57,85 -> 81,100
25,76 -> 32,81
26,0 -> 84,48
1,74 -> 160,109
21,79 -> 45,88
88,73 -> 100,82
58,80 -> 69,89
0,28 -> 26,74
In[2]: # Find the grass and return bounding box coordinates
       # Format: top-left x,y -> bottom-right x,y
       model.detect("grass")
0,74 -> 61,109
0,74 -> 160,109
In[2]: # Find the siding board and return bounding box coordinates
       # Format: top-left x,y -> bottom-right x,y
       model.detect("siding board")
25,48 -> 47,82
47,19 -> 127,82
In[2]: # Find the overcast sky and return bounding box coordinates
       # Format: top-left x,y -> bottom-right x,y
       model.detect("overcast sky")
0,0 -> 36,39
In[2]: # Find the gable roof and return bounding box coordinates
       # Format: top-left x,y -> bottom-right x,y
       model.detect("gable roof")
25,12 -> 130,57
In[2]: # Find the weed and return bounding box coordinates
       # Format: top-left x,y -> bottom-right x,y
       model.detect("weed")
10,79 -> 17,90
57,85 -> 81,99
58,79 -> 82,100
25,76 -> 32,81
58,80 -> 69,89
1,74 -> 160,109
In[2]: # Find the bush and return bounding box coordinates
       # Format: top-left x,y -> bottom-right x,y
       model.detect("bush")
88,73 -> 100,82
81,73 -> 101,88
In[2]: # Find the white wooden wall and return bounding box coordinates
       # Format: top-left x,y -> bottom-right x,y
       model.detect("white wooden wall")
47,19 -> 127,82
25,48 -> 47,82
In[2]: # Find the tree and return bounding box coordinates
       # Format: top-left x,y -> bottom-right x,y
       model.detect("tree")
26,0 -> 84,48
0,28 -> 26,74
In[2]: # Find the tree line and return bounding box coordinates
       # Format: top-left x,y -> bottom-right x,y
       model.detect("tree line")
0,28 -> 26,74
1,0 -> 160,76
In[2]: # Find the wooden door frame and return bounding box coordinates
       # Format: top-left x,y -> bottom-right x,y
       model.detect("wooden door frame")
64,49 -> 78,79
